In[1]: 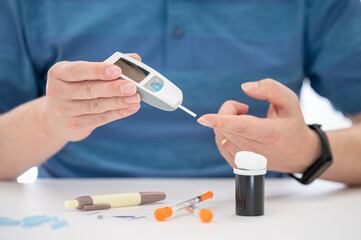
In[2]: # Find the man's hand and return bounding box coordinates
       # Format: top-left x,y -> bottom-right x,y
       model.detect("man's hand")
197,78 -> 322,174
43,53 -> 142,142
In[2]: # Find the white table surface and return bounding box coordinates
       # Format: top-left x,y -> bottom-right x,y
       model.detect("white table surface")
0,178 -> 360,240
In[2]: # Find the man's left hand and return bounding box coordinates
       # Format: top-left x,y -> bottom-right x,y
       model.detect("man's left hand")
197,78 -> 322,174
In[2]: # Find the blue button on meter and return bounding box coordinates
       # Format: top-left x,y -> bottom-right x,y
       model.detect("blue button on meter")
151,82 -> 163,92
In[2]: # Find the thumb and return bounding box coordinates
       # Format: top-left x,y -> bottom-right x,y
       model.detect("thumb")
126,53 -> 142,62
242,78 -> 299,115
218,100 -> 249,115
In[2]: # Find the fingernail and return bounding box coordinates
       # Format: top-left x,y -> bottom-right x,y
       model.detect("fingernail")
127,105 -> 140,111
124,95 -> 139,104
197,117 -> 214,127
121,83 -> 136,95
242,82 -> 257,92
106,66 -> 121,77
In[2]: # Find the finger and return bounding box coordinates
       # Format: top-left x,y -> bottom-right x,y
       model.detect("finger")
127,53 -> 142,62
214,129 -> 225,144
76,105 -> 141,128
241,78 -> 299,115
57,95 -> 141,116
219,129 -> 262,149
50,61 -> 122,82
218,100 -> 249,115
198,114 -> 272,140
215,133 -> 236,168
216,130 -> 262,168
216,128 -> 259,152
214,129 -> 233,149
56,79 -> 137,100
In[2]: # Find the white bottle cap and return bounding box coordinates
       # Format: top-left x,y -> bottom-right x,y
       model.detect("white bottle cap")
233,151 -> 267,176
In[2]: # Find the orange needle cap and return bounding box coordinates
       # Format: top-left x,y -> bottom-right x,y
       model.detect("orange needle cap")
154,207 -> 173,221
199,209 -> 213,223
200,191 -> 213,201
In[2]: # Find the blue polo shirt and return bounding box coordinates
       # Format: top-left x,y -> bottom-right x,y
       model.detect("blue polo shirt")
1,0 -> 361,178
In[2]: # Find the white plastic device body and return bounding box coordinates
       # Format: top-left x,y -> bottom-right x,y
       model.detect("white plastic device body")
104,52 -> 183,111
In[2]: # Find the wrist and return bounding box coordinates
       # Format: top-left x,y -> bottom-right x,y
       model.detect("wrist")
36,97 -> 68,144
297,125 -> 323,173
290,124 -> 333,184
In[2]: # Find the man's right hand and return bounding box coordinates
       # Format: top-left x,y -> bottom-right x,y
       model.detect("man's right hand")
43,54 -> 142,142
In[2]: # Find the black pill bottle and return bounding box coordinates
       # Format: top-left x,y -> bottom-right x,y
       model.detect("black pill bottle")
234,151 -> 267,216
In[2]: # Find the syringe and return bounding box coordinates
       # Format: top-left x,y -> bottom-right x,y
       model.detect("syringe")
154,191 -> 213,221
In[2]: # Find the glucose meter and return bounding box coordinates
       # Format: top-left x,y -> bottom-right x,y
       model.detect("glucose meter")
105,52 -> 196,117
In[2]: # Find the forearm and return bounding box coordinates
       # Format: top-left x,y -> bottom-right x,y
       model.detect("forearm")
320,123 -> 361,185
0,97 -> 67,180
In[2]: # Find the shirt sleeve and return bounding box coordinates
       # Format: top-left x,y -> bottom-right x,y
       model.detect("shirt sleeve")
304,0 -> 361,115
0,0 -> 42,114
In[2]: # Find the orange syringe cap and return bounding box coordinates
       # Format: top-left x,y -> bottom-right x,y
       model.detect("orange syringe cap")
199,209 -> 213,223
200,191 -> 213,201
154,207 -> 173,221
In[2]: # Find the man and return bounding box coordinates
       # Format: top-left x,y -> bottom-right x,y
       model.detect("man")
1,0 -> 361,184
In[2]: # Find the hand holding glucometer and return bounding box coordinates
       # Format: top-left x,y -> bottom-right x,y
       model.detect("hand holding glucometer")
44,53 -> 142,142
105,52 -> 196,117
44,52 -> 196,142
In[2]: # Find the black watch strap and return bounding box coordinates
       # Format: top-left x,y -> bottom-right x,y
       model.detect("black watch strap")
289,124 -> 333,185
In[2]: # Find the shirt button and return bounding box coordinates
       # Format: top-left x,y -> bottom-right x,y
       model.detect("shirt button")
172,26 -> 184,38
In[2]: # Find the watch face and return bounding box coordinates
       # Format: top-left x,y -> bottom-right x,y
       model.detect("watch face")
114,58 -> 149,83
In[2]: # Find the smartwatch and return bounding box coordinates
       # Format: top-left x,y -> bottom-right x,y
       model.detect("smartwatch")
289,124 -> 333,184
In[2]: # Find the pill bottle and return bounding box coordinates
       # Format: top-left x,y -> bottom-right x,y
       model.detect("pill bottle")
234,151 -> 267,216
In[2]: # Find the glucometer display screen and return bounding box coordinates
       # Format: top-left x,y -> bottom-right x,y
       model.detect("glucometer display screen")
115,58 -> 149,83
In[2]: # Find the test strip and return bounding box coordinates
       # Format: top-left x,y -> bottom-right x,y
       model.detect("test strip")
179,105 -> 197,117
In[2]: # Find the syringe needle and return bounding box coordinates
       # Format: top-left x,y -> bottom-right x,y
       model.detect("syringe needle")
178,105 -> 197,117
